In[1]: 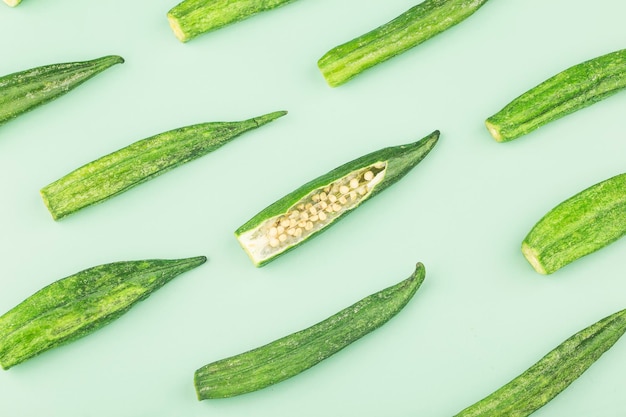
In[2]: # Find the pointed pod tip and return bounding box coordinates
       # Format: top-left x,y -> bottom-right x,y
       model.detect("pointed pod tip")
252,111 -> 288,127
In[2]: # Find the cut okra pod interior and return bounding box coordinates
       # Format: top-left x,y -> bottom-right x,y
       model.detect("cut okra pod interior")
236,130 -> 439,266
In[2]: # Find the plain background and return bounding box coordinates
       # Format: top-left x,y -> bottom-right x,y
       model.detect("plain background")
1,0 -> 626,415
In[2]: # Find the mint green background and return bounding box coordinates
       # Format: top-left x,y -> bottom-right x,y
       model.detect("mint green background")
1,0 -> 626,415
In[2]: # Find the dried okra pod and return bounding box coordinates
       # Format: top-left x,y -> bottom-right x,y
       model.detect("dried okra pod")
0,256 -> 206,369
194,262 -> 426,399
235,130 -> 439,266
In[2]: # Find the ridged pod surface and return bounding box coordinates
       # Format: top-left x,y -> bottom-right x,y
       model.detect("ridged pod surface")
486,49 -> 626,142
235,130 -> 439,267
0,55 -> 123,127
522,172 -> 626,275
167,0 -> 298,42
0,256 -> 207,370
454,308 -> 626,416
40,111 -> 286,220
318,0 -> 490,87
194,262 -> 426,399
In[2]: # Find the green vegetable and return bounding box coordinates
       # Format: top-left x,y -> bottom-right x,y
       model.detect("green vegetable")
317,0 -> 489,87
522,172 -> 626,275
40,111 -> 286,220
235,130 -> 439,267
194,262 -> 426,399
486,49 -> 626,142
454,308 -> 626,416
0,55 -> 123,127
167,0 -> 298,43
0,256 -> 206,370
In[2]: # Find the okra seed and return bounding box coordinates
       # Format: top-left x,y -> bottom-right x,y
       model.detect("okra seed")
290,219 -> 297,227
310,215 -> 319,222
312,194 -> 320,202
318,211 -> 327,221
295,228 -> 303,237
291,210 -> 300,218
332,203 -> 342,212
339,185 -> 350,194
349,191 -> 357,201
374,162 -> 385,169
329,195 -> 337,203
287,228 -> 295,236
309,206 -> 318,215
279,234 -> 287,242
349,179 -> 359,189
305,221 -> 314,231
320,201 -> 328,209
298,204 -> 305,210
364,171 -> 374,181
357,186 -> 366,195
269,238 -> 280,247
339,196 -> 347,205
277,226 -> 285,234
280,219 -> 290,228
324,186 -> 330,193
300,212 -> 309,221
269,227 -> 278,237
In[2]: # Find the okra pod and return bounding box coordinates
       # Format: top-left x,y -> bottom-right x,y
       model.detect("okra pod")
486,49 -> 626,142
194,262 -> 426,399
40,111 -> 286,220
167,0 -> 299,42
522,172 -> 626,275
0,55 -> 124,127
454,308 -> 626,416
235,130 -> 439,267
0,256 -> 206,370
318,0 -> 489,87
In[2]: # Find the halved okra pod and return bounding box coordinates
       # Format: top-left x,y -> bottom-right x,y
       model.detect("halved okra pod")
454,308 -> 626,416
0,256 -> 206,370
318,0 -> 490,87
40,111 -> 286,220
235,130 -> 439,267
194,262 -> 426,399
167,0 -> 299,42
0,55 -> 123,128
486,48 -> 626,142
522,172 -> 626,275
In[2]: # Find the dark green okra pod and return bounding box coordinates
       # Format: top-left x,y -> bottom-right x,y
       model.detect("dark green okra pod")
40,111 -> 286,220
235,130 -> 439,267
167,0 -> 299,42
318,0 -> 489,87
454,308 -> 626,416
486,48 -> 626,142
0,55 -> 123,128
194,262 -> 426,399
0,256 -> 206,370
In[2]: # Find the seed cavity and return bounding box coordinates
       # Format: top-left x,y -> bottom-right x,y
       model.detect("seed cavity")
240,162 -> 387,261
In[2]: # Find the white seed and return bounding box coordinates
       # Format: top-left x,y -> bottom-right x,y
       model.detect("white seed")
364,171 -> 374,181
374,162 -> 385,169
269,227 -> 278,237
338,196 -> 347,205
298,221 -> 306,227
328,194 -> 337,203
287,228 -> 295,236
290,219 -> 297,227
357,186 -> 367,195
280,219 -> 290,228
319,192 -> 327,201
320,201 -> 328,209
295,228 -> 303,237
305,203 -> 313,210
305,221 -> 313,231
324,186 -> 331,193
309,206 -> 318,215
290,210 -> 300,218
318,211 -> 327,221
339,185 -> 350,194
331,185 -> 339,194
332,203 -> 342,212
279,234 -> 287,242
269,238 -> 280,248
349,191 -> 357,201
325,206 -> 333,213
311,194 -> 320,202
298,204 -> 305,210
349,178 -> 359,189
300,212 -> 309,221
277,226 -> 285,234
310,215 -> 319,222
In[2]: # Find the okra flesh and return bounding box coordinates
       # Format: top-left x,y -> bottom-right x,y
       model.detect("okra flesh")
235,130 -> 439,267
522,172 -> 626,275
486,49 -> 626,142
318,0 -> 489,87
167,0 -> 298,42
0,256 -> 206,370
40,111 -> 286,220
194,262 -> 426,399
0,56 -> 124,127
454,308 -> 626,416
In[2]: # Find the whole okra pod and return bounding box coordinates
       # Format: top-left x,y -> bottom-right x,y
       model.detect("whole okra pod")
0,55 -> 123,128
194,262 -> 426,399
0,256 -> 206,370
40,111 -> 286,220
